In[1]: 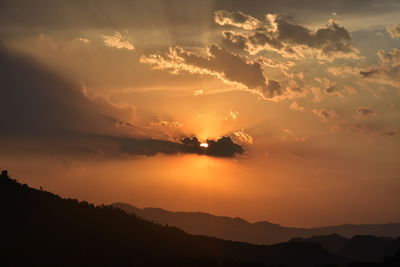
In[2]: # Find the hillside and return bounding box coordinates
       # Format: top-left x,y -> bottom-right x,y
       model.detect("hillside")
113,203 -> 400,245
0,170 -> 343,267
291,234 -> 400,262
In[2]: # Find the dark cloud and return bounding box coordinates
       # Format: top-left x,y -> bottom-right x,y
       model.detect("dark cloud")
264,80 -> 282,98
220,31 -> 248,51
119,136 -> 245,158
0,45 -> 245,158
357,108 -> 375,117
0,44 -> 139,156
0,45 -> 131,137
217,11 -> 359,60
184,136 -> 245,157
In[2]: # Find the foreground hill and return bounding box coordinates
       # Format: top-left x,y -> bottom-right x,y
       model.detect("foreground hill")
113,203 -> 400,245
0,171 -> 343,267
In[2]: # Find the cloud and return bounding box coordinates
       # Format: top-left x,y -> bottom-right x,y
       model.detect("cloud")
383,131 -> 396,136
120,136 -> 245,158
312,108 -> 338,123
101,31 -> 135,50
76,37 -> 91,44
359,48 -> 400,83
360,69 -> 381,78
386,24 -> 400,38
0,45 -> 133,138
230,111 -> 239,120
290,101 -> 304,111
205,136 -> 245,157
357,107 -> 375,117
140,45 -> 282,99
0,45 -> 245,158
214,10 -> 261,30
216,11 -> 359,60
281,129 -> 308,143
378,48 -> 400,65
193,89 -> 204,96
331,121 -> 397,138
323,84 -> 345,97
233,130 -> 253,144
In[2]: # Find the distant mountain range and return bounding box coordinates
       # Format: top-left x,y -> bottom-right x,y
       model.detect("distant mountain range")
291,234 -> 400,262
112,202 -> 400,245
0,172 -> 342,267
1,171 -> 399,266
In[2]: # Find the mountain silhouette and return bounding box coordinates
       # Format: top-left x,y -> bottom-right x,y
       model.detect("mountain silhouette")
291,234 -> 400,262
0,170 -> 344,267
338,235 -> 400,262
112,203 -> 400,245
291,234 -> 349,254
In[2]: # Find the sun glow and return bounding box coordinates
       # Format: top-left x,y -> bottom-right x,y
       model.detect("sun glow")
200,143 -> 209,148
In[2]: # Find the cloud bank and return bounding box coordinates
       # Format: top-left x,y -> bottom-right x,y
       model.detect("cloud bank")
216,11 -> 359,60
0,45 -> 244,158
140,45 -> 282,99
117,136 -> 245,158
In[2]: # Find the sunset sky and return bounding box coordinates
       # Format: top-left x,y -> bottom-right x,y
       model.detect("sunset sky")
1,0 -> 399,227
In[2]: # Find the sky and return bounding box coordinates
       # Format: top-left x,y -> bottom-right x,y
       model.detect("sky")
1,0 -> 400,227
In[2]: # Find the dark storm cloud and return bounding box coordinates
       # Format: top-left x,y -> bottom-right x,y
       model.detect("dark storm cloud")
0,45 -> 244,158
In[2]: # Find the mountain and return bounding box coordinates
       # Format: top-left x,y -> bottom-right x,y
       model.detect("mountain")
113,202 -> 400,245
338,235 -> 400,262
291,234 -> 349,254
291,234 -> 400,262
0,171 -> 343,267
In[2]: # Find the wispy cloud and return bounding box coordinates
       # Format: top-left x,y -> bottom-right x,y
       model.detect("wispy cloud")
101,31 -> 135,50
312,108 -> 338,123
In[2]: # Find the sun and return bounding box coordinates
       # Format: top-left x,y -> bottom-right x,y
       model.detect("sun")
200,142 -> 209,148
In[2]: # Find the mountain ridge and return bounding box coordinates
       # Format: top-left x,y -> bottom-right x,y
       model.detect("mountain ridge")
0,171 -> 343,267
112,202 -> 400,245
